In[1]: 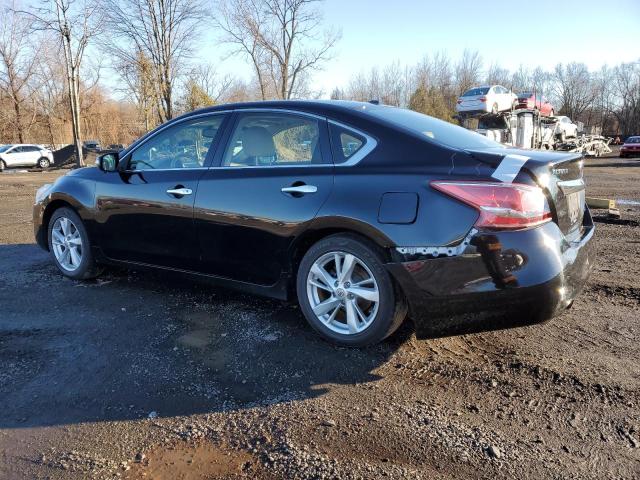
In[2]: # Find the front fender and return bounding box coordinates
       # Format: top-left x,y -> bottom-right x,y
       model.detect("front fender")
34,175 -> 96,250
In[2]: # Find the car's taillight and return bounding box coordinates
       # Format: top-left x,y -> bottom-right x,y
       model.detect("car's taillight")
431,181 -> 552,230
479,96 -> 487,102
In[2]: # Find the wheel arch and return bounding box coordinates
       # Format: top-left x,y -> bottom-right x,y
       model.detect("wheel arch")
287,218 -> 395,291
40,198 -> 82,251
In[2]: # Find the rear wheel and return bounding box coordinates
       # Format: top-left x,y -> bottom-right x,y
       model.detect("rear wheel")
38,157 -> 50,169
0,159 -> 5,172
48,207 -> 101,280
491,103 -> 499,114
297,234 -> 407,346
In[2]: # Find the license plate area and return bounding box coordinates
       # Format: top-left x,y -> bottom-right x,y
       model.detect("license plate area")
566,190 -> 585,231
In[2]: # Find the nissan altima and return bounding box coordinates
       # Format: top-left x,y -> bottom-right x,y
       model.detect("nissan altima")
33,101 -> 594,346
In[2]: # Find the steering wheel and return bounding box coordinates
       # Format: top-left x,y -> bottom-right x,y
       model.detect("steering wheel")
170,156 -> 189,169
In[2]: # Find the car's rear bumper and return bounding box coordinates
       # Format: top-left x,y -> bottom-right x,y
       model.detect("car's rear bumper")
456,103 -> 490,113
386,210 -> 595,338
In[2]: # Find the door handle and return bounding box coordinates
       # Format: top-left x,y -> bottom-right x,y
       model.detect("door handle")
166,187 -> 193,196
281,185 -> 318,195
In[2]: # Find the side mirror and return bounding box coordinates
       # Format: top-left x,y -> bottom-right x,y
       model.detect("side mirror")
96,152 -> 119,172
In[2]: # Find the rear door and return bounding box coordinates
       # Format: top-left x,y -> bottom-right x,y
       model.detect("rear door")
194,110 -> 334,285
94,113 -> 229,270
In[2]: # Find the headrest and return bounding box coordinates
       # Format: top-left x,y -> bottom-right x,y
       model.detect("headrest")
241,126 -> 276,158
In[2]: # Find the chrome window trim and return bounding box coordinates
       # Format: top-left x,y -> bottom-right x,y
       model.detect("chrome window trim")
231,108 -> 325,121
328,120 -> 378,167
208,164 -> 332,170
121,107 -> 376,171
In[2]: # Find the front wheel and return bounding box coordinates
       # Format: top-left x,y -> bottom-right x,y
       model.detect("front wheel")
38,157 -> 51,169
296,234 -> 407,346
48,207 -> 101,280
0,159 -> 5,172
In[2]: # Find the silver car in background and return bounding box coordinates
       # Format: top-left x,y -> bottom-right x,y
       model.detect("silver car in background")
0,144 -> 54,171
456,85 -> 517,114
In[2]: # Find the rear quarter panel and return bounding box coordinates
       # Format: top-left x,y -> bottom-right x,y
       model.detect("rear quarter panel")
312,126 -> 493,249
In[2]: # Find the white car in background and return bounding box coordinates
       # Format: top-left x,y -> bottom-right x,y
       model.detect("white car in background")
554,116 -> 579,142
0,144 -> 54,171
456,85 -> 518,114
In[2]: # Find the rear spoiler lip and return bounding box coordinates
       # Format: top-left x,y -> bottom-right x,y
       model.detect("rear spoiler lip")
463,148 -> 584,168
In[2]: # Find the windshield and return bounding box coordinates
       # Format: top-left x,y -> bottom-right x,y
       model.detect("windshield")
364,106 -> 504,150
626,137 -> 640,143
518,92 -> 533,98
0,145 -> 12,153
462,87 -> 490,97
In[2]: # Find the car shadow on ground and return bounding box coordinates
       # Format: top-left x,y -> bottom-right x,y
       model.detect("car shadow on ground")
0,244 -> 413,430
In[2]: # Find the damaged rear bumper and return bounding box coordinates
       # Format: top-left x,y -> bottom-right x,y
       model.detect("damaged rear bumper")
386,210 -> 595,338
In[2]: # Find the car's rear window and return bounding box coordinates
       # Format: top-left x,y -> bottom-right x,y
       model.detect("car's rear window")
626,137 -> 640,143
517,92 -> 533,98
462,87 -> 490,97
364,106 -> 503,150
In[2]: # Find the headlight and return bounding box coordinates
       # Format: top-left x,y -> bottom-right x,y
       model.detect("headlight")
35,183 -> 52,203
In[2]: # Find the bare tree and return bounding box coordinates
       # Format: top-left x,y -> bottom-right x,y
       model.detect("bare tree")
103,0 -> 206,123
216,0 -> 340,100
454,49 -> 483,95
485,62 -> 511,87
115,49 -> 156,131
23,0 -> 102,166
34,37 -> 67,145
550,62 -> 597,121
0,2 -> 39,143
612,61 -> 640,135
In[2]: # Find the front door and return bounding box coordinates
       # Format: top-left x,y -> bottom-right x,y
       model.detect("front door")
93,113 -> 228,270
194,111 -> 334,285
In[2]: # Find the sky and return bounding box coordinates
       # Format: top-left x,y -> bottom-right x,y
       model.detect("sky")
207,0 -> 640,98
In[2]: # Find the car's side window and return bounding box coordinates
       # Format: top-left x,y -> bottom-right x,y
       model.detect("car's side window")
128,115 -> 224,171
328,123 -> 367,164
222,113 -> 323,167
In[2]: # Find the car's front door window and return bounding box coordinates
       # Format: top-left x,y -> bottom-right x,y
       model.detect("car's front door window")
128,115 -> 224,171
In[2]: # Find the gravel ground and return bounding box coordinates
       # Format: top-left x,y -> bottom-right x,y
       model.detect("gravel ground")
0,152 -> 638,479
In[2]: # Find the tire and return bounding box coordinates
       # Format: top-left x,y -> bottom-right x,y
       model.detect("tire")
47,207 -> 101,280
38,157 -> 50,169
0,159 -> 5,172
491,103 -> 499,114
296,234 -> 407,347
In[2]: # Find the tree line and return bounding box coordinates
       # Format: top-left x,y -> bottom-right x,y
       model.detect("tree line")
0,0 -> 638,167
334,52 -> 640,138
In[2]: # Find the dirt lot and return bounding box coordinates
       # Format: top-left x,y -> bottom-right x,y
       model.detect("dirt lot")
0,152 -> 639,479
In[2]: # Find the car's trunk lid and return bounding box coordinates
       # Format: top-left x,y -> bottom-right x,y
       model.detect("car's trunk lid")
465,148 -> 586,237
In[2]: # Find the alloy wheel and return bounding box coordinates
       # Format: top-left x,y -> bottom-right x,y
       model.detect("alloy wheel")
51,217 -> 83,271
306,251 -> 380,335
39,158 -> 50,168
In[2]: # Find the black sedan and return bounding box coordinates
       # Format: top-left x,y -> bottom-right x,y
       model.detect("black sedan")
33,101 -> 594,346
